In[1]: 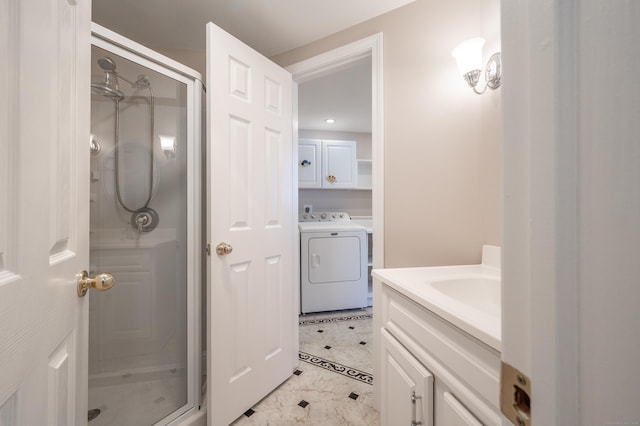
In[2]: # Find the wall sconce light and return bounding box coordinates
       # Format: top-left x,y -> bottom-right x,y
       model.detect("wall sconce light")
159,135 -> 176,159
451,37 -> 502,95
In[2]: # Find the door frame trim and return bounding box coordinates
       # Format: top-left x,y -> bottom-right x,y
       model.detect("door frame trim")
286,32 -> 385,271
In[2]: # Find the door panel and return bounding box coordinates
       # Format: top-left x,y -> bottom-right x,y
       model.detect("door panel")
0,0 -> 91,424
206,22 -> 294,426
380,329 -> 433,426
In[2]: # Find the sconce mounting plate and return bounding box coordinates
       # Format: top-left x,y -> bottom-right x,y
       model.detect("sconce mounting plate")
486,52 -> 502,90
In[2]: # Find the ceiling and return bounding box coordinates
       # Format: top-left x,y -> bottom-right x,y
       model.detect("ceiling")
298,57 -> 372,133
92,0 -> 405,134
92,0 -> 414,58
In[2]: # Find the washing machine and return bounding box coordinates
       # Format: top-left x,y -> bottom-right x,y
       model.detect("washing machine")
299,212 -> 368,314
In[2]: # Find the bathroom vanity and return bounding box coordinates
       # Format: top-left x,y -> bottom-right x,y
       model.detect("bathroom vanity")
372,246 -> 502,425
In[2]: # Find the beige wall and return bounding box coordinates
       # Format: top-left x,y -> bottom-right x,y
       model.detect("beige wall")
155,47 -> 206,77
273,0 -> 502,267
156,0 -> 503,267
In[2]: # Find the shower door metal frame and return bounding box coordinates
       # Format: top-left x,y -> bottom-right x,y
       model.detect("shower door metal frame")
90,23 -> 203,426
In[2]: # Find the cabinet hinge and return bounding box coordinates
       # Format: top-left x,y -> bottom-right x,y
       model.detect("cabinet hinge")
205,243 -> 211,256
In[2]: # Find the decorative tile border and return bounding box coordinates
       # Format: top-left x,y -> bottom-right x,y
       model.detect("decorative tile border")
299,313 -> 373,326
299,351 -> 373,385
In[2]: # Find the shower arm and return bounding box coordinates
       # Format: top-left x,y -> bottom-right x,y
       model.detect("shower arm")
116,72 -> 151,90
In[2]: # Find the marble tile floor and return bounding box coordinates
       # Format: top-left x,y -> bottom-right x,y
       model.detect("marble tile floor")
231,308 -> 379,426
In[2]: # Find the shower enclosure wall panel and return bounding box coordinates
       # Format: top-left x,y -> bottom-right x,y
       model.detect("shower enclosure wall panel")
89,25 -> 202,425
90,93 -> 186,376
89,243 -> 180,374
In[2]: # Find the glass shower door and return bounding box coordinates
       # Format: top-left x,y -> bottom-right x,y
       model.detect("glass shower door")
88,29 -> 201,425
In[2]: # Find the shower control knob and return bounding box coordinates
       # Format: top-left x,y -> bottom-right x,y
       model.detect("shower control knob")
215,242 -> 233,256
77,270 -> 115,297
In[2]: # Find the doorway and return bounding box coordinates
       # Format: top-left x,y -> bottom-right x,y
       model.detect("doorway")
88,25 -> 203,425
288,34 -> 385,315
288,33 -> 384,274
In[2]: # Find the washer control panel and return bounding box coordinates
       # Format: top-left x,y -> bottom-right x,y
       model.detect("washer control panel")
299,211 -> 351,222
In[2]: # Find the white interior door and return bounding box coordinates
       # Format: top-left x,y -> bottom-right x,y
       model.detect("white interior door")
0,0 -> 91,424
502,2 -> 640,425
206,22 -> 295,426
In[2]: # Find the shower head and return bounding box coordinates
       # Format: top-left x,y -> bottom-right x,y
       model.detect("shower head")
92,57 -> 124,100
97,57 -> 117,72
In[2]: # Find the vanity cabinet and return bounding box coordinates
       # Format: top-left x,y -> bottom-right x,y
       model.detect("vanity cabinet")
380,328 -> 434,426
374,278 -> 502,426
298,138 -> 357,189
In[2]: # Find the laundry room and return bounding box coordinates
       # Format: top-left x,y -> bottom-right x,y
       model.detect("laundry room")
297,55 -> 375,312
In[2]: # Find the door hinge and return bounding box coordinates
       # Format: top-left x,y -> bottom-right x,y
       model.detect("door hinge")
205,243 -> 211,256
500,361 -> 531,426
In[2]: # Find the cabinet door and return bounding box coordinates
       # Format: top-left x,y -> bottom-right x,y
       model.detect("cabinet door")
298,139 -> 322,188
442,392 -> 484,425
322,139 -> 357,188
380,329 -> 434,426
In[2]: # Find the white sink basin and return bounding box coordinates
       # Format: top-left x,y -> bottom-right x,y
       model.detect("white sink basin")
372,263 -> 502,351
428,276 -> 501,318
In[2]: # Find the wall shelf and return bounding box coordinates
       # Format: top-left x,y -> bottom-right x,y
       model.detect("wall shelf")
356,159 -> 372,190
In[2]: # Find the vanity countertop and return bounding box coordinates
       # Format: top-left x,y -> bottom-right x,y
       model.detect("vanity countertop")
373,264 -> 501,351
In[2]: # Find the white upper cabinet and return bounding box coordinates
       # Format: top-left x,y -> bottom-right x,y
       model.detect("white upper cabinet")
322,140 -> 357,188
298,139 -> 322,188
298,138 -> 357,189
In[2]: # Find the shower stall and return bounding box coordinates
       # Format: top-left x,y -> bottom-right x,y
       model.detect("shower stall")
88,25 -> 202,425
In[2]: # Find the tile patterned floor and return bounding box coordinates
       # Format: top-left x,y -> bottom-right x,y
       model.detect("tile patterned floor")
230,308 -> 379,425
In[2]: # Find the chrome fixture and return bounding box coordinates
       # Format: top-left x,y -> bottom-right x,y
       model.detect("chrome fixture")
91,57 -> 125,100
90,134 -> 101,156
451,38 -> 502,95
131,207 -> 159,233
91,56 -> 158,232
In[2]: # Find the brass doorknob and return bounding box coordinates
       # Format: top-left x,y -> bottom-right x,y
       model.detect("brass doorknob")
216,242 -> 233,256
77,270 -> 115,297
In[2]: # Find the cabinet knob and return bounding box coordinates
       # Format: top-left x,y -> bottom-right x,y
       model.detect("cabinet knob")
326,175 -> 337,183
